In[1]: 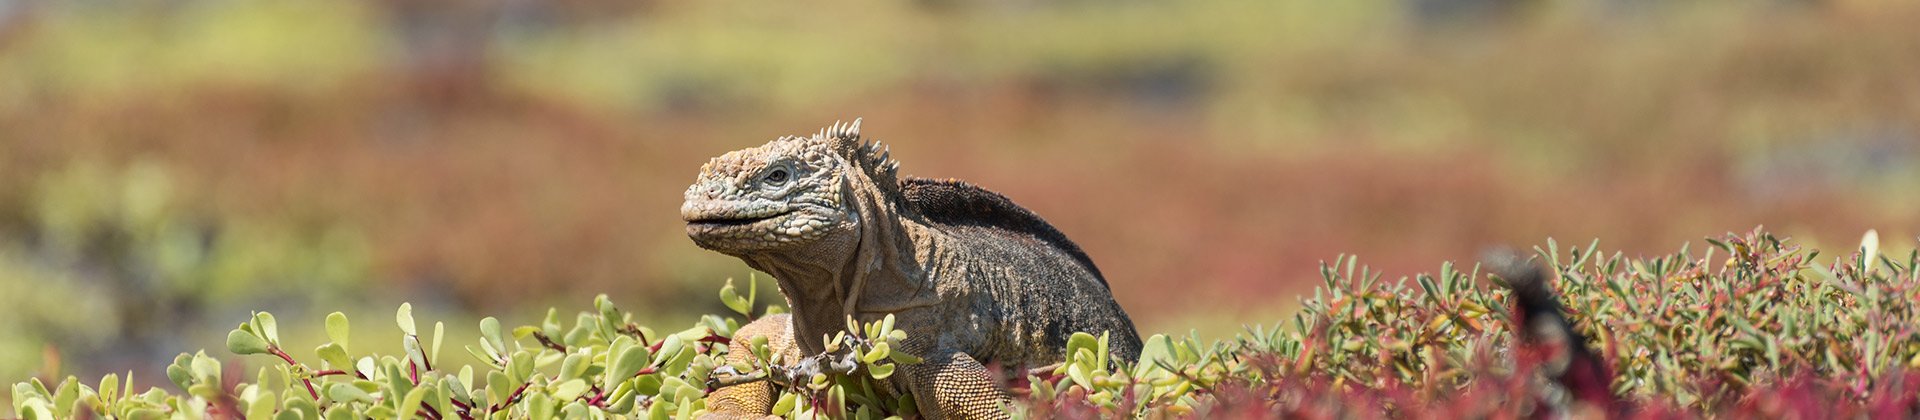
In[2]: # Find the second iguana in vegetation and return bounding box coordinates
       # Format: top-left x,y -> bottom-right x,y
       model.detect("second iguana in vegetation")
681,119 -> 1142,419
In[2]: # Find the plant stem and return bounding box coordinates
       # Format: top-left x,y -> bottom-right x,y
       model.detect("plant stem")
412,334 -> 435,371
268,346 -> 322,400
531,332 -> 568,352
489,382 -> 533,412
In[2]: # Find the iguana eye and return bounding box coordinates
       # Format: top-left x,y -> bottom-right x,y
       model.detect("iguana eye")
763,168 -> 790,185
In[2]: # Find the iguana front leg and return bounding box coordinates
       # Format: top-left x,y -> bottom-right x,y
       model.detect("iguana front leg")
903,350 -> 1013,420
702,314 -> 797,419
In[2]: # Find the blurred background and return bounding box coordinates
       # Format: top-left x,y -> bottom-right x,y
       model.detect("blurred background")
3,0 -> 1919,388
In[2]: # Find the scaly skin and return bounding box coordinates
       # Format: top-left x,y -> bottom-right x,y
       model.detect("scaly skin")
684,120 -> 1141,419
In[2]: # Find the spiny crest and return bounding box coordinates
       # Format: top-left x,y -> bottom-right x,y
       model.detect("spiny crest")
809,118 -> 901,189
815,118 -> 863,144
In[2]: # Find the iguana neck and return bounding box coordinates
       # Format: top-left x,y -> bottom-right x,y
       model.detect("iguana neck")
740,171 -> 938,353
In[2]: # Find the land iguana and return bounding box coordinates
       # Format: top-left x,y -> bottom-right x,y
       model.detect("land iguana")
1487,252 -> 1621,417
681,119 -> 1142,419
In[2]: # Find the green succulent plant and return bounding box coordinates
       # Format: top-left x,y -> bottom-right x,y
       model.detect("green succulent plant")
14,228 -> 1920,418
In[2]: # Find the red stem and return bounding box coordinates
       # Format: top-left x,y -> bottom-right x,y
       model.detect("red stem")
583,385 -> 607,407
420,401 -> 444,420
448,397 -> 475,420
698,334 -> 732,345
581,367 -> 657,407
624,324 -> 651,347
489,382 -> 534,412
412,334 -> 435,371
268,346 -> 322,400
531,332 -> 568,352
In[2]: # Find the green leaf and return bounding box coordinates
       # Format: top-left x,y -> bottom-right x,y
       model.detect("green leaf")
862,342 -> 891,363
465,345 -> 499,368
355,357 -> 377,379
896,394 -> 917,417
253,312 -> 281,346
395,303 -> 417,336
827,383 -> 847,417
166,364 -> 193,390
486,371 -> 514,404
595,294 -> 622,338
1068,363 -> 1093,389
480,317 -> 504,355
402,334 -> 427,372
551,379 -> 589,401
659,343 -> 697,376
227,328 -> 272,355
431,322 -> 446,366
749,335 -> 772,364
606,343 -> 651,391
867,363 -> 896,380
1098,331 -> 1111,369
325,312 -> 350,351
317,343 -> 351,370
771,392 -> 797,415
657,376 -> 692,402
384,361 -> 415,400
646,397 -> 670,420
653,335 -> 685,367
18,398 -> 53,420
245,390 -> 277,420
606,382 -> 637,413
675,396 -> 694,419
324,405 -> 354,420
441,375 -> 471,407
190,353 -> 222,385
559,351 -> 591,381
127,408 -> 166,420
888,348 -> 923,365
187,383 -> 222,400
509,351 -> 536,384
395,386 -> 428,420
1029,375 -> 1055,402
1067,332 -> 1098,363
422,381 -> 452,417
1134,334 -> 1174,378
363,405 -> 395,420
283,395 -> 319,420
562,402 -> 590,419
720,278 -> 752,317
98,373 -> 121,405
51,377 -> 78,417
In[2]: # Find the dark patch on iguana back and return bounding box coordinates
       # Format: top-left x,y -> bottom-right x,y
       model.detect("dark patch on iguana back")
899,177 -> 1108,287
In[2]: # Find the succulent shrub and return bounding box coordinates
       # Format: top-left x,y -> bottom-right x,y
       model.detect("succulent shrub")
13,228 -> 1920,418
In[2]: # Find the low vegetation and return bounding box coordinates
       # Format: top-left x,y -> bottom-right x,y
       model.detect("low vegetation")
12,229 -> 1920,418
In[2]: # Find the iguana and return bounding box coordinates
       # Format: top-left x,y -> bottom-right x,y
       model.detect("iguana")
1488,252 -> 1621,417
681,119 -> 1143,419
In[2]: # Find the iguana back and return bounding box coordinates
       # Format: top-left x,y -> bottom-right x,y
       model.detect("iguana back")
901,178 -> 1108,287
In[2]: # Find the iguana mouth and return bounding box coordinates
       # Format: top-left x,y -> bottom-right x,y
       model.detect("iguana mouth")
685,210 -> 793,229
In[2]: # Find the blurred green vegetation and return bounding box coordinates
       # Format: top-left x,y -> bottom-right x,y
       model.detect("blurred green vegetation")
0,160 -> 370,379
2,0 -> 1919,397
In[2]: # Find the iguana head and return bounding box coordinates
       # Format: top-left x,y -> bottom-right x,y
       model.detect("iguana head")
681,119 -> 899,254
